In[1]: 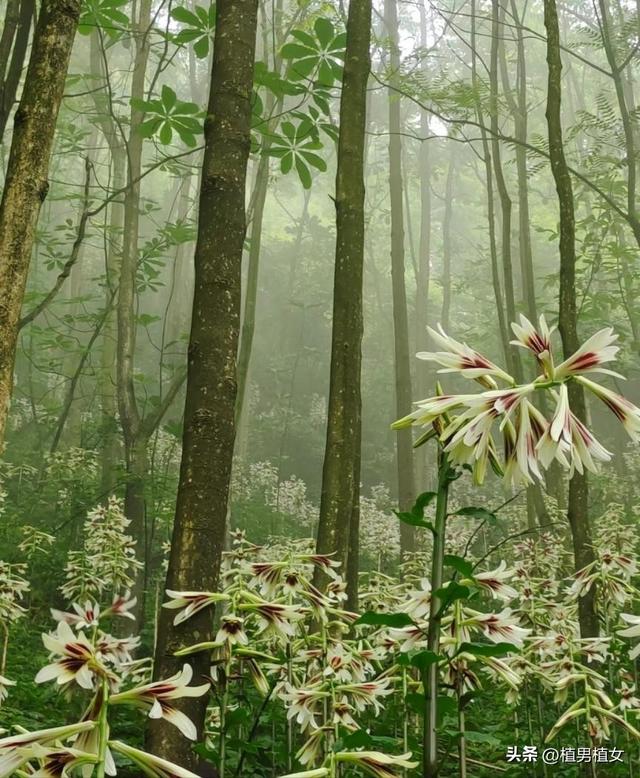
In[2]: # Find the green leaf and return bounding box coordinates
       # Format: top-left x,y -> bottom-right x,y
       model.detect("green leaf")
410,650 -> 442,671
434,582 -> 470,617
463,730 -> 501,746
281,42 -> 315,59
453,506 -> 498,523
443,554 -> 473,578
161,85 -> 177,110
170,6 -> 201,25
405,692 -> 425,715
413,491 -> 437,515
457,641 -> 519,657
394,511 -> 435,532
290,29 -> 317,48
280,152 -> 293,175
193,35 -> 210,58
139,118 -> 162,138
295,156 -> 312,189
159,122 -> 173,145
342,730 -> 373,749
354,611 -> 415,628
314,17 -> 335,47
300,150 -> 327,171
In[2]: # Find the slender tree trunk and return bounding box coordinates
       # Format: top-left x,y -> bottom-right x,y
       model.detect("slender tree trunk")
115,0 -> 153,623
385,0 -> 416,554
314,0 -> 371,595
441,151 -> 454,331
470,0 -> 510,366
505,0 -> 537,324
490,0 -> 522,381
148,1 -> 259,770
0,0 -> 80,450
543,0 -> 598,638
0,0 -> 34,142
89,29 -> 125,496
415,0 -> 432,488
235,148 -> 269,428
596,0 -> 638,240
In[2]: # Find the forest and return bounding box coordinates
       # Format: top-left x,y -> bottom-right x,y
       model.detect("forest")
2,0 -> 640,775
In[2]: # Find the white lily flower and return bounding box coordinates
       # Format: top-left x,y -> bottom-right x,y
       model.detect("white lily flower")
510,314 -> 555,378
336,750 -> 419,776
577,375 -> 640,441
35,621 -> 99,690
472,561 -> 519,602
110,664 -> 210,740
418,324 -> 513,385
162,590 -> 229,626
553,327 -> 621,380
465,608 -> 531,648
109,740 -> 202,777
618,613 -> 640,659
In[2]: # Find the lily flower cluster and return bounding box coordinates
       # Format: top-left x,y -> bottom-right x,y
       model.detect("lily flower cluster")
0,590 -> 210,777
382,562 -> 529,698
61,497 -> 142,603
163,532 -> 418,778
0,559 -> 30,706
393,316 -> 640,484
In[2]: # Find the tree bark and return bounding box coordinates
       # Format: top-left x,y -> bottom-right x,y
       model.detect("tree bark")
441,151 -> 454,331
543,0 -> 598,638
314,0 -> 371,594
490,0 -> 522,381
414,0 -> 432,490
470,0 -> 510,367
0,0 -> 34,142
0,0 -> 80,450
147,0 -> 258,769
385,0 -> 416,555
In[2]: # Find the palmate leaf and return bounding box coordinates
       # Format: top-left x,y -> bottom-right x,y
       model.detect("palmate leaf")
268,117 -> 328,189
78,0 -> 129,38
133,86 -> 204,147
281,16 -> 346,86
170,3 -> 216,58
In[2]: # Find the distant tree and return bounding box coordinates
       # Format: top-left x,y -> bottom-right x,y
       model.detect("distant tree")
385,0 -> 416,555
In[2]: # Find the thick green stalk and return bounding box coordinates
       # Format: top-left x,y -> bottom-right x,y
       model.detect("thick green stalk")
423,452 -> 451,777
96,680 -> 110,778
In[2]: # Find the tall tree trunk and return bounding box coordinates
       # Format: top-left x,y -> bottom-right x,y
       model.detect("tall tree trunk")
470,0 -> 510,366
89,29 -> 126,496
415,0 -> 432,489
385,0 -> 416,554
148,0 -> 258,769
441,151 -> 454,331
490,0 -> 522,381
115,0 -> 154,623
543,0 -> 598,638
0,0 -> 34,142
0,0 -> 80,450
596,0 -> 638,241
314,0 -> 371,597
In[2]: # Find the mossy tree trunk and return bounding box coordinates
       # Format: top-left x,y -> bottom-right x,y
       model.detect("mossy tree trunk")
314,0 -> 371,598
543,0 -> 599,638
0,0 -> 80,450
148,0 -> 259,770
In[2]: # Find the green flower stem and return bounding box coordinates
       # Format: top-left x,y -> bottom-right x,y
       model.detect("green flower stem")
423,451 -> 451,778
96,678 -> 110,778
219,652 -> 232,778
